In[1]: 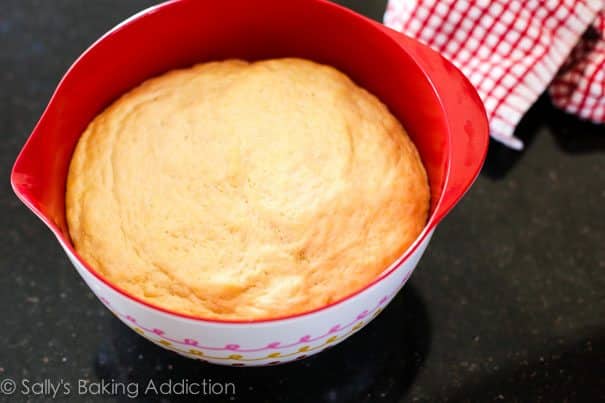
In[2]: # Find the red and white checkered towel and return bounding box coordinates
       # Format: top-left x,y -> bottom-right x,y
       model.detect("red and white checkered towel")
384,0 -> 605,150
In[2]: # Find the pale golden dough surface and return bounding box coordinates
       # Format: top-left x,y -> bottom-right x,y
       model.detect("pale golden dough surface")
66,58 -> 429,320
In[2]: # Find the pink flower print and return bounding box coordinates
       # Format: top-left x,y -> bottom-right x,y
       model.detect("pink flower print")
183,338 -> 198,346
356,310 -> 369,320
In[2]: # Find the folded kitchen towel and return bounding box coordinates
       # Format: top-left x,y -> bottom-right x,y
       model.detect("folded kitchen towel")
384,0 -> 605,150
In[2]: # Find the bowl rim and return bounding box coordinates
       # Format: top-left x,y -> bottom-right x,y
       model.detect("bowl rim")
11,0 -> 485,325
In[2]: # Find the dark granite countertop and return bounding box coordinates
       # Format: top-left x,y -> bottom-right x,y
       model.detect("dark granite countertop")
1,1 -> 604,402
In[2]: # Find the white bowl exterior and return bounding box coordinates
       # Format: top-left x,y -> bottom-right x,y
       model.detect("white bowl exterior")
60,230 -> 433,366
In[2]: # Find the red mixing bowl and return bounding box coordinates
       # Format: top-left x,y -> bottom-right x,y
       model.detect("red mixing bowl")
11,0 -> 488,365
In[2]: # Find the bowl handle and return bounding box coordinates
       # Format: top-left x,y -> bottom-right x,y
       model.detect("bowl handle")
375,23 -> 490,224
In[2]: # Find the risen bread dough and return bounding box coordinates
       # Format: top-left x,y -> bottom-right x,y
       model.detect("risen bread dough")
66,58 -> 429,320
